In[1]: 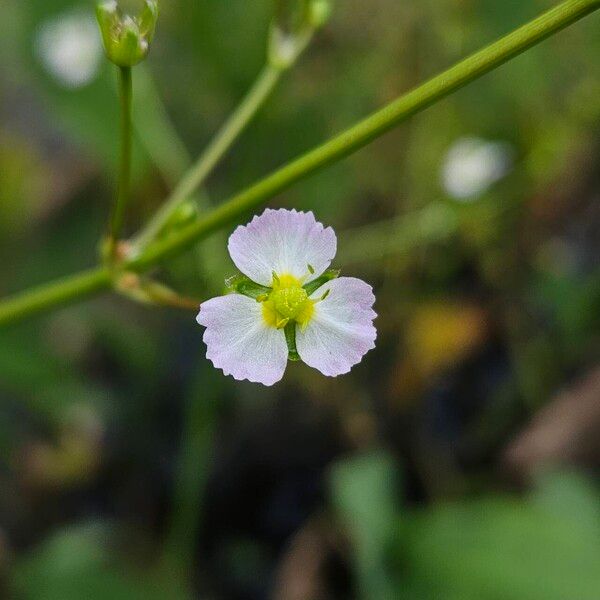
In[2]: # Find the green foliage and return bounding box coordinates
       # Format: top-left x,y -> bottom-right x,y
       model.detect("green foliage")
331,456 -> 600,600
400,478 -> 600,600
331,451 -> 399,599
12,523 -> 188,600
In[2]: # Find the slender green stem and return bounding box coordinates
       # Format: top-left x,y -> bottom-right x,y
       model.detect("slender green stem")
0,0 -> 598,327
134,64 -> 193,187
133,64 -> 213,251
161,369 -> 218,577
0,268 -> 112,327
108,66 -> 134,258
133,64 -> 284,251
128,0 -> 600,270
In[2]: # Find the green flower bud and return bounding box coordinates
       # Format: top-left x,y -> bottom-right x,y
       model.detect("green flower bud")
96,0 -> 159,67
150,201 -> 200,243
170,201 -> 198,228
308,0 -> 332,28
269,0 -> 332,69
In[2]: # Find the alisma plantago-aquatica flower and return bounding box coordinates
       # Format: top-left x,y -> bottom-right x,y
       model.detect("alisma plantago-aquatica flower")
196,210 -> 377,386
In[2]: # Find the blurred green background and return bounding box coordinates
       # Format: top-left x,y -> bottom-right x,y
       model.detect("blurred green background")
1,0 -> 599,598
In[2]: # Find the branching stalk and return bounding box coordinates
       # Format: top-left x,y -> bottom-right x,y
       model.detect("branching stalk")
131,0 -> 600,269
132,64 -> 284,251
0,0 -> 598,328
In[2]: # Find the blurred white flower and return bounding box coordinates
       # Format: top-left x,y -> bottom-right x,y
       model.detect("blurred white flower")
441,136 -> 514,201
35,12 -> 103,89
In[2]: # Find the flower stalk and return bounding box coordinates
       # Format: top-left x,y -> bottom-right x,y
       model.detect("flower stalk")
106,65 -> 134,261
131,63 -> 283,252
131,0 -> 331,252
0,0 -> 598,327
96,0 -> 159,261
131,0 -> 600,270
115,273 -> 200,310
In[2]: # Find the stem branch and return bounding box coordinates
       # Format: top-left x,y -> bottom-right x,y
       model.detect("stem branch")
0,0 -> 598,327
130,0 -> 600,270
133,64 -> 283,251
0,269 -> 112,327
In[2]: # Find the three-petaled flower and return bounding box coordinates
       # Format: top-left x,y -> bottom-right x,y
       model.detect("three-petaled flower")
196,209 -> 377,386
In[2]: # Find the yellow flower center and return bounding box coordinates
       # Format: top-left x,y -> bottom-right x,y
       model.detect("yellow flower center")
261,273 -> 315,329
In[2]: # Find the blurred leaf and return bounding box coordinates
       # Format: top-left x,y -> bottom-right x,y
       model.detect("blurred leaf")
330,450 -> 399,600
398,472 -> 600,600
531,470 -> 600,538
12,522 -> 189,600
0,328 -> 107,428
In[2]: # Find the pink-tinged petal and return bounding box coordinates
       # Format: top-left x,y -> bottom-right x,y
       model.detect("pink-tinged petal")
196,294 -> 288,386
228,209 -> 337,286
296,277 -> 377,377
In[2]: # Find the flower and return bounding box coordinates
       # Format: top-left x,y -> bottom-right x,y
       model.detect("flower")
196,209 -> 377,386
441,136 -> 514,201
35,12 -> 103,89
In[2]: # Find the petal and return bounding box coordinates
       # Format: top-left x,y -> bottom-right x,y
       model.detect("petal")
296,277 -> 377,377
228,209 -> 337,286
196,294 -> 288,386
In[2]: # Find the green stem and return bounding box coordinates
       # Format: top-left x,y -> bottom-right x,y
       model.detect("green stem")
128,0 -> 600,270
0,268 -> 112,327
0,0 -> 598,327
161,372 -> 218,578
134,64 -> 193,187
133,63 -> 213,266
132,64 -> 284,251
108,66 -> 133,258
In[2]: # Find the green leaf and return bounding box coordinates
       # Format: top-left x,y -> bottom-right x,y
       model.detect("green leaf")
11,523 -> 188,600
399,474 -> 600,600
330,451 -> 399,600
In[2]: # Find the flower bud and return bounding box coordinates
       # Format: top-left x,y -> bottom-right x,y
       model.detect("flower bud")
269,0 -> 332,69
307,0 -> 332,28
96,0 -> 158,67
165,201 -> 199,232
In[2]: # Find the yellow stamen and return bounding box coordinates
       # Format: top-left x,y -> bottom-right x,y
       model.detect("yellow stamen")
262,273 -> 316,329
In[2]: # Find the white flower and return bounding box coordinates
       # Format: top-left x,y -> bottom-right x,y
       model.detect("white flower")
196,209 -> 377,386
35,12 -> 103,89
441,136 -> 514,201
